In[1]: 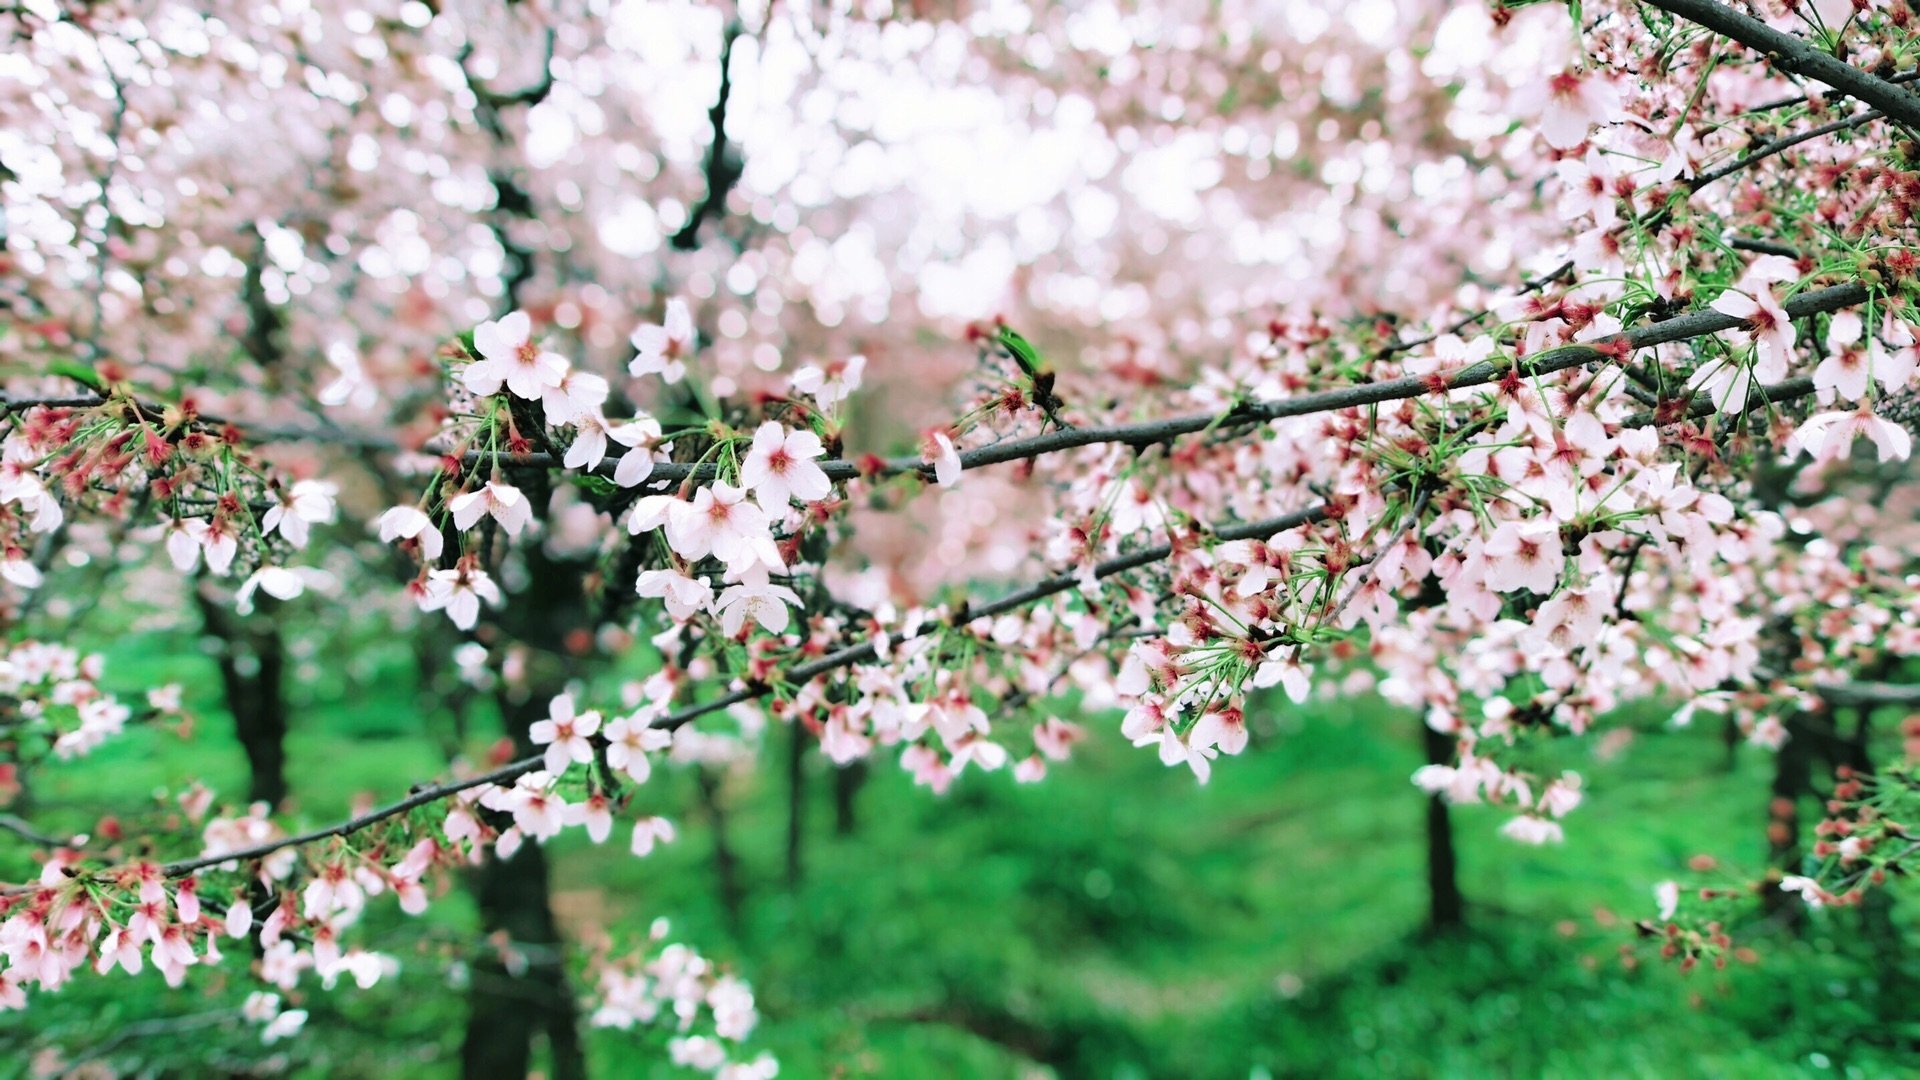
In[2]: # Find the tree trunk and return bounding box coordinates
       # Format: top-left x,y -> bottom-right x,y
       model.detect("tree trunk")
460,534 -> 589,1079
696,767 -> 744,932
1762,713 -> 1813,929
833,760 -> 865,837
786,721 -> 806,889
1824,704 -> 1909,1016
460,838 -> 584,1080
193,586 -> 289,808
455,69 -> 591,1078
1421,723 -> 1465,933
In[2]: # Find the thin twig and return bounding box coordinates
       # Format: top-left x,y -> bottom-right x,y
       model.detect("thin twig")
0,813 -> 71,848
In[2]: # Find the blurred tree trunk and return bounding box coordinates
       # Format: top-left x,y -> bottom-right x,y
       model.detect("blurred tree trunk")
455,51 -> 588,1078
461,529 -> 588,1080
412,628 -> 474,759
786,721 -> 806,888
192,586 -> 288,808
212,236 -> 291,809
1823,703 -> 1910,1012
1762,713 -> 1812,930
1721,710 -> 1742,772
461,694 -> 585,1080
1421,723 -> 1464,932
696,767 -> 745,932
833,760 -> 865,837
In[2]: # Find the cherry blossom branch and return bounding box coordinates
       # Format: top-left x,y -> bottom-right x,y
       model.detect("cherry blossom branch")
0,388 -> 430,453
457,281 -> 1874,489
1746,69 -> 1920,114
81,64 -> 128,363
135,757 -> 536,884
456,27 -> 557,108
13,506 -> 1333,890
672,19 -> 745,252
15,280 -> 1873,490
1826,839 -> 1920,897
0,396 -> 111,414
30,286 -> 1872,889
1380,261 -> 1575,358
1638,104 -> 1883,249
1729,237 -> 1801,258
654,502 -> 1334,731
650,317 -> 1834,732
1812,681 -> 1920,707
1689,107 -> 1882,190
1646,0 -> 1920,129
0,813 -> 69,849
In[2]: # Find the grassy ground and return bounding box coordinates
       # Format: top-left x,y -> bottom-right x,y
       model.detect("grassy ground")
3,619 -> 1917,1077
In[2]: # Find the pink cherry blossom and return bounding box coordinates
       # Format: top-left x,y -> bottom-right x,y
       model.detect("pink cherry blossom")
572,413 -> 659,474
1710,285 -> 1796,383
715,581 -> 803,637
261,480 -> 336,548
738,422 -> 832,511
630,817 -> 677,857
635,568 -> 716,622
1540,68 -> 1620,150
1789,408 -> 1912,463
605,713 -> 674,784
1500,815 -> 1565,845
543,369 -> 609,425
925,432 -> 961,487
790,354 -> 865,406
666,483 -> 775,573
420,566 -> 502,630
630,300 -> 693,383
530,694 -> 603,775
1481,520 -> 1563,595
449,481 -> 534,536
375,506 -> 445,561
464,311 -> 569,400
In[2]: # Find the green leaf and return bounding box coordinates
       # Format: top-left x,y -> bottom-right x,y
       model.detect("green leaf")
997,325 -> 1047,380
47,358 -> 105,393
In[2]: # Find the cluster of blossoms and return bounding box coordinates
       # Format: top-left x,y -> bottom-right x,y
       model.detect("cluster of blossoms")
0,684 -> 768,1064
0,390 -> 337,611
376,303 -> 860,640
7,0 -> 1920,1068
586,919 -> 773,1080
1628,754 -> 1920,975
0,642 -> 143,771
1777,762 -> 1920,911
373,225 -> 1920,855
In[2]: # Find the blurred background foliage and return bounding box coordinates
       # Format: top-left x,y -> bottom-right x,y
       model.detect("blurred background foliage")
2,594 -> 1917,1079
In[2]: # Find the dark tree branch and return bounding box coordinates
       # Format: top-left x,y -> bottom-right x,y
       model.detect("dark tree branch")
1744,68 -> 1920,114
0,813 -> 70,849
1729,237 -> 1802,257
1813,681 -> 1920,707
464,280 -> 1872,485
671,21 -> 745,251
1689,107 -> 1881,189
1646,0 -> 1920,129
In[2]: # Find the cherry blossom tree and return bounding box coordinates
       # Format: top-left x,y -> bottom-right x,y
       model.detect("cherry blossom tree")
3,0 -> 1920,1072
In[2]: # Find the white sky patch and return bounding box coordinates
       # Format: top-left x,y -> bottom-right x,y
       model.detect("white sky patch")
917,237 -> 1015,322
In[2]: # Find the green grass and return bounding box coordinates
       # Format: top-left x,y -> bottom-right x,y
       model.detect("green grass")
3,622 -> 1919,1077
